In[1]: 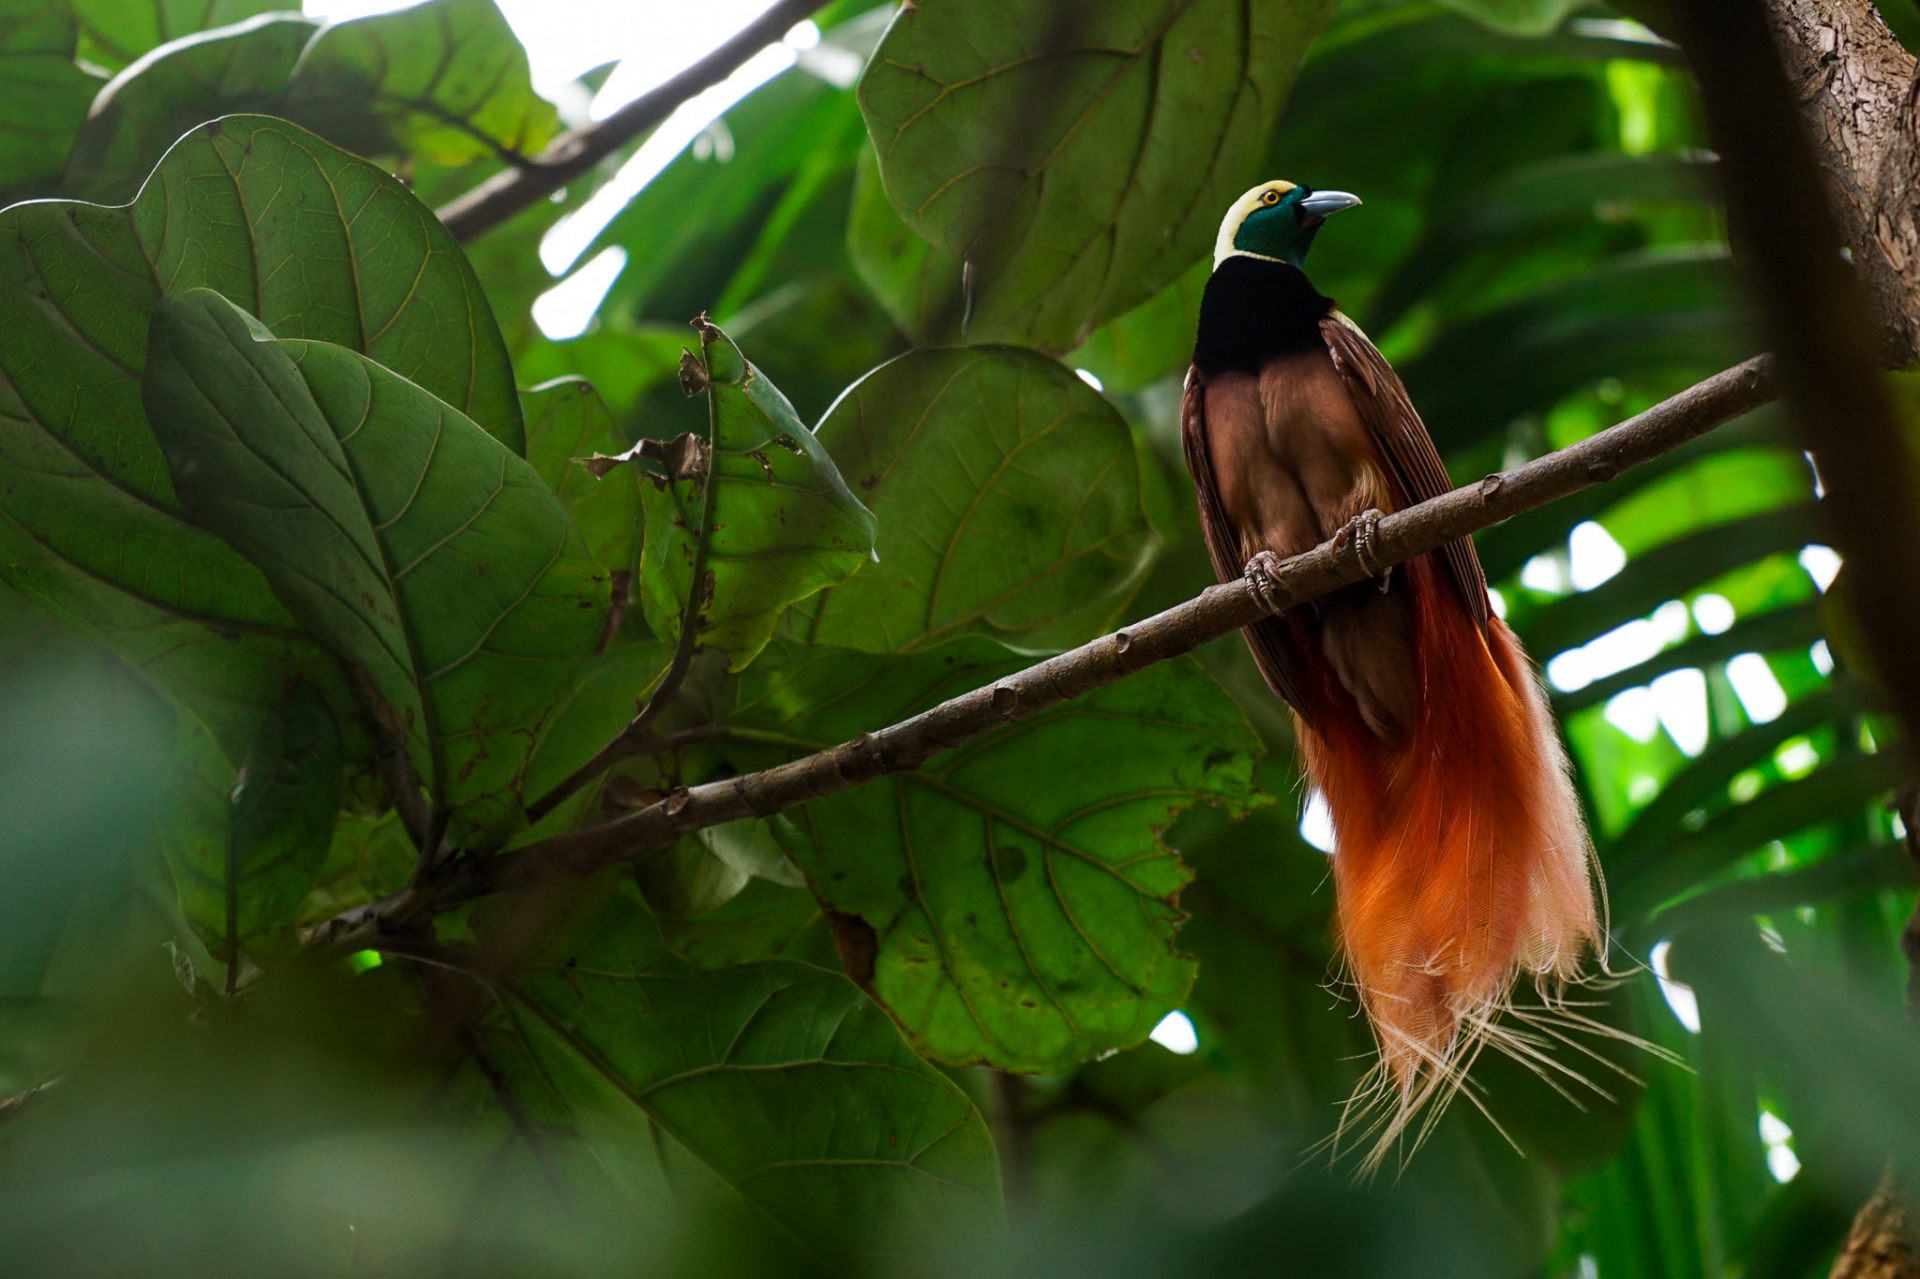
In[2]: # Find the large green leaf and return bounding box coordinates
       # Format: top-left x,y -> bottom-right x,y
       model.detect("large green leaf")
65,0 -> 557,203
1644,845 -> 1913,943
162,681 -> 342,980
1367,152 -> 1718,333
1560,979 -> 1767,1279
493,889 -> 1002,1257
0,115 -> 522,743
1517,504 -> 1820,659
797,347 -> 1154,654
1477,415 -> 1784,583
626,321 -> 875,671
284,0 -> 558,168
1554,599 -> 1825,717
1669,925 -> 1920,1225
845,146 -> 963,346
71,0 -> 278,72
1611,753 -> 1904,919
141,289 -> 603,842
1405,252 -> 1750,452
1268,4 -> 1691,358
858,0 -> 1337,351
849,146 -> 1210,391
721,639 -> 1263,1073
0,1 -> 102,201
63,15 -> 322,203
522,377 -> 641,580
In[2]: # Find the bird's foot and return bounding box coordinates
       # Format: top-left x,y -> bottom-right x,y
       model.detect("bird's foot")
1243,550 -> 1287,615
1335,509 -> 1392,590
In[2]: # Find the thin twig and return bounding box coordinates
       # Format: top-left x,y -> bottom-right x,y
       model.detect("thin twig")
594,570 -> 632,654
347,666 -> 435,856
524,339 -> 725,824
434,0 -> 833,243
303,355 -> 1777,953
0,1076 -> 60,1126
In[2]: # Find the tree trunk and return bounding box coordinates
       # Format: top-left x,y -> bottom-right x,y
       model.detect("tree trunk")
1833,1175 -> 1920,1279
1737,5 -> 1920,1271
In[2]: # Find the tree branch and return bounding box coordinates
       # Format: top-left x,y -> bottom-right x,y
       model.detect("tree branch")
304,355 -> 1778,954
434,0 -> 833,243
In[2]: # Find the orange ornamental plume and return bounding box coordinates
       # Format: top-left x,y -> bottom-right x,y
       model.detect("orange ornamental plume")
1183,180 -> 1644,1169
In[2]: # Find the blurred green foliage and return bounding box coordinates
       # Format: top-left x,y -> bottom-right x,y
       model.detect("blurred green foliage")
0,0 -> 1915,1274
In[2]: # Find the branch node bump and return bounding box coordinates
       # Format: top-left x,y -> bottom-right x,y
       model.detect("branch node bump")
846,732 -> 890,771
991,684 -> 1020,717
739,775 -> 776,817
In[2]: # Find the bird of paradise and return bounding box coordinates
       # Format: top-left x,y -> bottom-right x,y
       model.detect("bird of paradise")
1183,180 -> 1659,1170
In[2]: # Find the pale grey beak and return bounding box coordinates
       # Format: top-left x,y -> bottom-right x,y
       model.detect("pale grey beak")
1300,190 -> 1362,218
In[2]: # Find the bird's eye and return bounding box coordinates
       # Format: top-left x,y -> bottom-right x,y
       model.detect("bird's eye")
1261,190 -> 1281,206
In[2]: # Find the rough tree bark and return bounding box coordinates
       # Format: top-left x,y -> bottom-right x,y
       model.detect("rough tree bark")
1763,0 -> 1920,366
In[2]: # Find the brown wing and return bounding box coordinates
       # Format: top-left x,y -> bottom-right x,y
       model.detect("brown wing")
1319,313 -> 1491,628
1181,368 -> 1314,718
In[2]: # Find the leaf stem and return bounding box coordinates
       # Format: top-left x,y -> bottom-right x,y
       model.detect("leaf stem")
303,355 -> 1778,954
